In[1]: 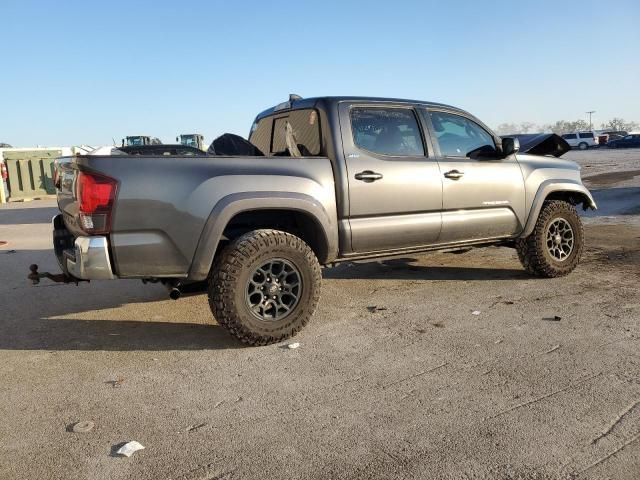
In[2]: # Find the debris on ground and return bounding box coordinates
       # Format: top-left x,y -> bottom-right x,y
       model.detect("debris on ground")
2,249 -> 16,254
287,342 -> 300,349
545,344 -> 561,354
494,339 -> 503,344
542,316 -> 562,322
69,421 -> 94,433
186,423 -> 207,433
471,310 -> 481,316
114,441 -> 145,457
105,377 -> 125,388
430,321 -> 445,328
367,306 -> 388,312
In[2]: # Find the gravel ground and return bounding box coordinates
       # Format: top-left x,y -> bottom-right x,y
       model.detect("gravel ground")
0,149 -> 639,480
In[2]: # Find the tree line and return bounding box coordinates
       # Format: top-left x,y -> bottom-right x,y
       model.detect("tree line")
494,118 -> 639,136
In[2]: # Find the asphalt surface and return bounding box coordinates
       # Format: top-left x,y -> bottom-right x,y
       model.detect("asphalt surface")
1,149 -> 639,480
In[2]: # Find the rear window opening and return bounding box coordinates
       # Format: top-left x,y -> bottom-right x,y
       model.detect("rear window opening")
249,109 -> 322,157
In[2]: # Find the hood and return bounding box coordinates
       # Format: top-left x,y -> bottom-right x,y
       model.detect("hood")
501,133 -> 571,158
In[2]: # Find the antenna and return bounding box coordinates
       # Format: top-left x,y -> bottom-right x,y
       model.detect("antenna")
289,94 -> 302,101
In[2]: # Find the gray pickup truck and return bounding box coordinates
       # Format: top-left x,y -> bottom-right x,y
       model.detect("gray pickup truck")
42,95 -> 595,345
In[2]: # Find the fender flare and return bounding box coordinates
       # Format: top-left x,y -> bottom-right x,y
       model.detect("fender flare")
188,191 -> 338,281
520,180 -> 597,238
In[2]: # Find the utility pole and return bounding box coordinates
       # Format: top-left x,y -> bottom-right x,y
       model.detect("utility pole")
586,110 -> 595,130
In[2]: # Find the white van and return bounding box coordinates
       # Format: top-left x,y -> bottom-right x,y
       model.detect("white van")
561,132 -> 599,150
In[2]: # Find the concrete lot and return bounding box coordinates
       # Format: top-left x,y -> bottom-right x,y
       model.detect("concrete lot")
1,149 -> 639,480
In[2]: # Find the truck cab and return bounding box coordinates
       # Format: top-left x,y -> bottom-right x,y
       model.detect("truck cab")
122,136 -> 162,147
177,134 -> 205,151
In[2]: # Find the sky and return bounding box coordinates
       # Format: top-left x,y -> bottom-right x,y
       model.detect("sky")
1,0 -> 639,147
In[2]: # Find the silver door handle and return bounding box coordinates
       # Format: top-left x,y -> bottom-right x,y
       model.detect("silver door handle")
355,171 -> 383,182
444,170 -> 464,180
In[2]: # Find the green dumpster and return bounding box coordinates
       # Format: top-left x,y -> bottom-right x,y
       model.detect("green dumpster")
4,150 -> 61,200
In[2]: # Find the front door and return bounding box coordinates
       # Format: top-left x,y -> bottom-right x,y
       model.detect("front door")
422,109 -> 526,243
339,103 -> 443,253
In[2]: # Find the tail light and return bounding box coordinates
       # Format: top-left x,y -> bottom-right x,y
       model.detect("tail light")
52,165 -> 60,189
76,171 -> 118,234
1,162 -> 7,181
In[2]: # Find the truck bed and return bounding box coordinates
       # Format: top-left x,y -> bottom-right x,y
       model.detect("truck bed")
56,154 -> 337,279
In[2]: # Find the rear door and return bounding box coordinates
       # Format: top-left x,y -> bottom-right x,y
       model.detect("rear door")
562,133 -> 578,147
422,109 -> 525,243
578,132 -> 596,147
338,102 -> 442,253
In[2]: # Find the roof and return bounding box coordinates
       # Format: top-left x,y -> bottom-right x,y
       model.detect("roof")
254,96 -> 466,121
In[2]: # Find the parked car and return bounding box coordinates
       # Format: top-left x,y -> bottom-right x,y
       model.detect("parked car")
37,95 -> 596,345
596,130 -> 627,145
607,133 -> 640,149
561,131 -> 599,150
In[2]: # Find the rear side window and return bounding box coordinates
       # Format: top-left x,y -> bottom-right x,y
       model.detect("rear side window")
426,110 -> 495,157
249,118 -> 271,154
270,109 -> 321,156
350,107 -> 424,156
563,134 -> 577,139
578,132 -> 594,139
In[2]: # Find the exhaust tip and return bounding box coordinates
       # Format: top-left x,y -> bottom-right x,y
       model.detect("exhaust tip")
169,288 -> 181,300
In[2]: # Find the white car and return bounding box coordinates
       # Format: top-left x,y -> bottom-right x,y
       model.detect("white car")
561,132 -> 599,150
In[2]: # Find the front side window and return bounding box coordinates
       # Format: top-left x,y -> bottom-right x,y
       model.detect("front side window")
350,107 -> 424,156
426,110 -> 495,157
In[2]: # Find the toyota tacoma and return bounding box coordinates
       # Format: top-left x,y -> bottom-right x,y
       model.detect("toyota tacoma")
38,95 -> 596,345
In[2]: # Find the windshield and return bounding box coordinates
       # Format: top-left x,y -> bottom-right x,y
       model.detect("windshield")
181,136 -> 197,147
127,137 -> 145,146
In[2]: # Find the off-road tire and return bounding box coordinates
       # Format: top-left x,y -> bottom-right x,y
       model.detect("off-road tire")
209,229 -> 321,346
516,200 -> 584,277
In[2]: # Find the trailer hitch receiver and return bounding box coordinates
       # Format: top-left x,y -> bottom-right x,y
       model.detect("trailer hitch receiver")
28,264 -> 88,286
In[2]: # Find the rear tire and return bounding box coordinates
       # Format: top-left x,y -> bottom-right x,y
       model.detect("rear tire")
516,200 -> 584,277
209,229 -> 321,346
578,142 -> 588,150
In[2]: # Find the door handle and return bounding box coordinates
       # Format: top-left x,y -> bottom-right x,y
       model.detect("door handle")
355,170 -> 383,182
444,170 -> 464,180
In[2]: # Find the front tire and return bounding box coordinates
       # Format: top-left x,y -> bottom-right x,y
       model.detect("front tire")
209,229 -> 322,346
516,200 -> 584,277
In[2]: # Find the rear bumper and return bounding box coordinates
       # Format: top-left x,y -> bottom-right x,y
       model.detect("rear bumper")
53,214 -> 115,280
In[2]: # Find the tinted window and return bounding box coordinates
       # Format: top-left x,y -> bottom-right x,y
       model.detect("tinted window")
578,132 -> 594,139
426,110 -> 495,157
270,109 -> 321,156
249,118 -> 271,154
350,108 -> 424,156
563,134 -> 577,139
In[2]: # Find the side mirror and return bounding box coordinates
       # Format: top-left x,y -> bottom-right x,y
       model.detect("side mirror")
176,136 -> 179,142
502,137 -> 520,156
